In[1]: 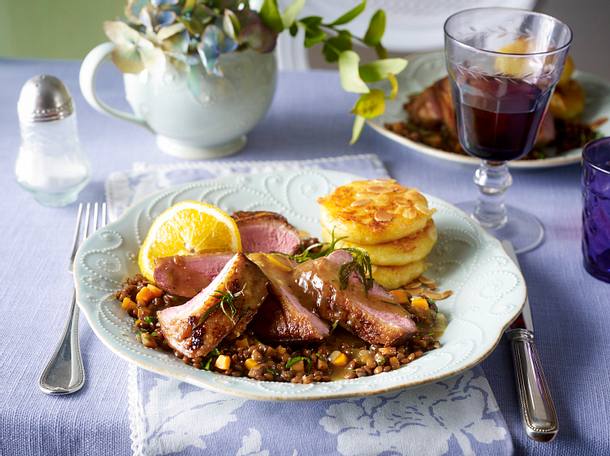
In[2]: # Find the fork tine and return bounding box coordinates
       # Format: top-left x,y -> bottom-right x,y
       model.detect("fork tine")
82,203 -> 92,241
92,202 -> 99,235
68,203 -> 84,270
101,202 -> 107,227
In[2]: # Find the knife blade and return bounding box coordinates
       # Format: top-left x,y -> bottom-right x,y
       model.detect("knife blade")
502,240 -> 559,442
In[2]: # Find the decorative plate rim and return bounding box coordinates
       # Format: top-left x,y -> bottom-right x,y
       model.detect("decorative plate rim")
74,170 -> 526,401
367,51 -> 610,170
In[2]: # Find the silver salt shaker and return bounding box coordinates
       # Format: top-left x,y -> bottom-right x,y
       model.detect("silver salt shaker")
15,75 -> 90,207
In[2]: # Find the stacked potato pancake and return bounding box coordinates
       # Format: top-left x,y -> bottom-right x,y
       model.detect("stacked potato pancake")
318,179 -> 437,289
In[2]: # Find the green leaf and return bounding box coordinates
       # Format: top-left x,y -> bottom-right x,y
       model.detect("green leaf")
350,115 -> 366,144
339,50 -> 369,94
304,27 -> 326,48
351,89 -> 385,118
299,16 -> 322,28
289,22 -> 299,37
359,58 -> 407,82
223,9 -> 240,40
363,9 -> 385,46
375,43 -> 388,59
260,0 -> 284,33
281,0 -> 305,28
322,30 -> 352,63
329,0 -> 366,26
182,0 -> 196,14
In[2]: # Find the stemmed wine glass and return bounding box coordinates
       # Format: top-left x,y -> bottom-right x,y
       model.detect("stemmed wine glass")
444,8 -> 572,253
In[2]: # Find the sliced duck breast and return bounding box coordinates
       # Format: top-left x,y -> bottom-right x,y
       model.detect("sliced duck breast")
154,252 -> 234,298
294,250 -> 417,346
233,211 -> 303,255
249,253 -> 330,342
157,253 -> 268,359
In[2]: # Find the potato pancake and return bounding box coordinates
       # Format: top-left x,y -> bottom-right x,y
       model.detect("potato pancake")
319,179 -> 434,245
322,220 -> 437,266
371,261 -> 426,290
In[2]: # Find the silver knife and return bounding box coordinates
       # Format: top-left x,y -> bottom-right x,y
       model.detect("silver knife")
502,241 -> 559,442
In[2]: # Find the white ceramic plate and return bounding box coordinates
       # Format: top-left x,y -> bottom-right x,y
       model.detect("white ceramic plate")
368,52 -> 610,169
74,170 -> 525,400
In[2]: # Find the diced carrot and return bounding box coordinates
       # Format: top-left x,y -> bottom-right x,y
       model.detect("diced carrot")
390,289 -> 410,303
146,284 -> 163,297
245,358 -> 259,370
121,297 -> 137,312
411,297 -> 429,312
329,351 -> 348,367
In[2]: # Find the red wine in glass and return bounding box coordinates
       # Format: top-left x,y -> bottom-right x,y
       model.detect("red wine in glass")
450,67 -> 554,161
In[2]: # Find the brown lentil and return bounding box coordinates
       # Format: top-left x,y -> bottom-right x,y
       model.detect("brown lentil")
116,273 -> 447,384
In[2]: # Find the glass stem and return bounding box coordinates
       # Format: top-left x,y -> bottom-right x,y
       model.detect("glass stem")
472,161 -> 512,229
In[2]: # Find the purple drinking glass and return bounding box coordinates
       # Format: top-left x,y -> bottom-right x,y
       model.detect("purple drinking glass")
582,137 -> 610,282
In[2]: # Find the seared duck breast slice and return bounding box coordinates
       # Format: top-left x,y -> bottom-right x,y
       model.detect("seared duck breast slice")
233,211 -> 304,255
294,250 -> 417,346
154,252 -> 234,298
249,253 -> 330,342
157,253 -> 268,359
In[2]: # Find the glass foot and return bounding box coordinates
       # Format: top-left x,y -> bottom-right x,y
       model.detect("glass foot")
455,201 -> 544,254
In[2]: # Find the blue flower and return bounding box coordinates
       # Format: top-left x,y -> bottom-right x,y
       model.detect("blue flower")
197,25 -> 238,76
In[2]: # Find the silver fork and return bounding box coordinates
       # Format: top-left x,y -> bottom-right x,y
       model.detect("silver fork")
39,202 -> 107,395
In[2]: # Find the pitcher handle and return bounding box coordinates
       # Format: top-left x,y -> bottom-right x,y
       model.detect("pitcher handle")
79,42 -> 148,128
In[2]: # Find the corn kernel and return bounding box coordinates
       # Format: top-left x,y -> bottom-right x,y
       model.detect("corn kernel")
411,297 -> 429,312
389,289 -> 409,303
329,351 -> 348,367
121,297 -> 136,312
244,358 -> 259,370
215,355 -> 231,371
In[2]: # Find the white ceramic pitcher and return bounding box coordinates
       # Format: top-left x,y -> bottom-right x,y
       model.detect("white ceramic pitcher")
80,42 -> 277,159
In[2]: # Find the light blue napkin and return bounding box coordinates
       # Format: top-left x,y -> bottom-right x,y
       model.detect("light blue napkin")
106,154 -> 513,456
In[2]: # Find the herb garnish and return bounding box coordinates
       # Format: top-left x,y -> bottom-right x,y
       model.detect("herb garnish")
266,368 -> 279,377
143,316 -> 156,325
202,348 -> 221,370
290,228 -> 347,263
196,285 -> 246,327
339,247 -> 374,293
285,356 -> 312,372
331,320 -> 340,333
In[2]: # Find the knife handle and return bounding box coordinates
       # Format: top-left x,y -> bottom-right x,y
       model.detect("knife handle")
507,328 -> 558,442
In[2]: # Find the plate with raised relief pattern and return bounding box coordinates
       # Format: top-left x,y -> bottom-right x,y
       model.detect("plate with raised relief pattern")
74,169 -> 525,400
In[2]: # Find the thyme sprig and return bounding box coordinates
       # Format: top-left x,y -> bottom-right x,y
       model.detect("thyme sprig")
339,247 -> 374,293
197,285 -> 246,327
290,228 -> 347,263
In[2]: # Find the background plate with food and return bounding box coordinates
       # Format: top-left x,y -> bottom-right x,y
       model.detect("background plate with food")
369,52 -> 610,169
74,170 -> 525,400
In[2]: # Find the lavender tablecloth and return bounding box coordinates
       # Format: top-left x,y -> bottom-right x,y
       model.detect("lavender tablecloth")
0,59 -> 609,456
